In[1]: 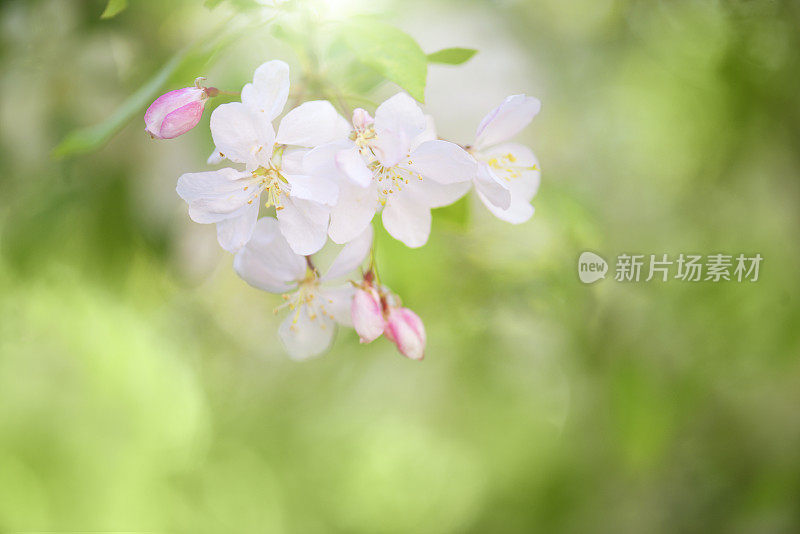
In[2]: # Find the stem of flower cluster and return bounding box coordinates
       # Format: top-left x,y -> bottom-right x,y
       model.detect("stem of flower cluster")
305,255 -> 317,275
215,89 -> 241,97
366,248 -> 380,286
332,91 -> 353,119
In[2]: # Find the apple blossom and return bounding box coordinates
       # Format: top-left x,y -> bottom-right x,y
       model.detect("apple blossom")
304,93 -> 474,248
233,217 -> 373,360
351,286 -> 385,344
467,94 -> 542,224
176,61 -> 350,254
148,39 -> 543,363
348,277 -> 426,361
144,78 -> 213,139
384,305 -> 426,361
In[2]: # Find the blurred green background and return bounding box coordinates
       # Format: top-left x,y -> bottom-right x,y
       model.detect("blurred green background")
1,0 -> 799,532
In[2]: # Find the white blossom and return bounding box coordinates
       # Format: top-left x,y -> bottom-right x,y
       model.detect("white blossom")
177,60 -> 349,254
304,93 -> 473,248
233,217 -> 373,360
161,52 -> 545,363
144,82 -> 208,139
467,94 -> 542,224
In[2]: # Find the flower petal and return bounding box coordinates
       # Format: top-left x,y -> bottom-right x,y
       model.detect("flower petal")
481,142 -> 538,169
372,132 -> 407,168
375,93 -> 428,143
210,102 -> 275,168
177,168 -> 256,224
176,168 -> 251,202
328,182 -> 379,244
373,93 -> 427,166
474,164 -> 511,210
352,108 -> 374,130
477,156 -> 540,224
276,197 -> 330,255
350,288 -> 386,343
384,307 -> 426,361
284,173 -> 339,206
278,305 -> 336,360
215,201 -> 259,253
382,191 -> 432,248
207,149 -> 225,165
475,142 -> 538,219
410,114 -> 437,151
276,101 -> 351,147
322,224 -> 373,280
241,60 -> 290,121
145,87 -> 205,138
405,178 -> 471,209
407,140 -> 476,185
304,140 -> 351,182
158,100 -> 205,139
187,197 -> 256,224
335,145 -> 373,187
317,284 -> 357,326
281,147 -> 308,175
233,216 -> 306,292
474,94 -> 541,150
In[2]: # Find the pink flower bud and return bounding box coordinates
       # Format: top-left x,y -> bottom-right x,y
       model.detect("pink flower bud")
384,307 -> 426,361
352,108 -> 374,131
351,288 -> 386,344
144,87 -> 207,139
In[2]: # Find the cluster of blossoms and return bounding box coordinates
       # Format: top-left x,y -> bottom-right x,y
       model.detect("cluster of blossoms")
146,60 -> 541,360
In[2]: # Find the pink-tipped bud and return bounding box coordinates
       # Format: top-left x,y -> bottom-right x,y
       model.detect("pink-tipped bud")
144,85 -> 208,139
352,108 -> 374,131
384,307 -> 426,361
352,288 -> 386,344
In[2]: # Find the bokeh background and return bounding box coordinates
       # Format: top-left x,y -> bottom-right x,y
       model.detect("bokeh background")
2,0 -> 800,532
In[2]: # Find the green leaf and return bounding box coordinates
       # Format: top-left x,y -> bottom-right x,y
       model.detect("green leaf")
100,0 -> 128,19
341,62 -> 385,96
53,54 -> 182,158
53,28 -> 237,158
320,35 -> 384,96
339,19 -> 428,102
427,47 -> 477,66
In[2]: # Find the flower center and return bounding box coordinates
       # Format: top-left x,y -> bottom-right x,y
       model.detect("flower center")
250,164 -> 287,210
349,126 -> 428,205
275,276 -> 336,330
351,124 -> 376,143
351,125 -> 379,160
483,152 -> 538,181
369,162 -> 422,205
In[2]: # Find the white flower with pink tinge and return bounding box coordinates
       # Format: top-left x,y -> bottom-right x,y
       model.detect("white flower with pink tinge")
304,92 -> 474,248
467,94 -> 542,224
234,217 -> 373,360
351,286 -> 385,344
177,60 -> 350,254
384,306 -> 426,361
351,282 -> 427,361
144,78 -> 211,139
